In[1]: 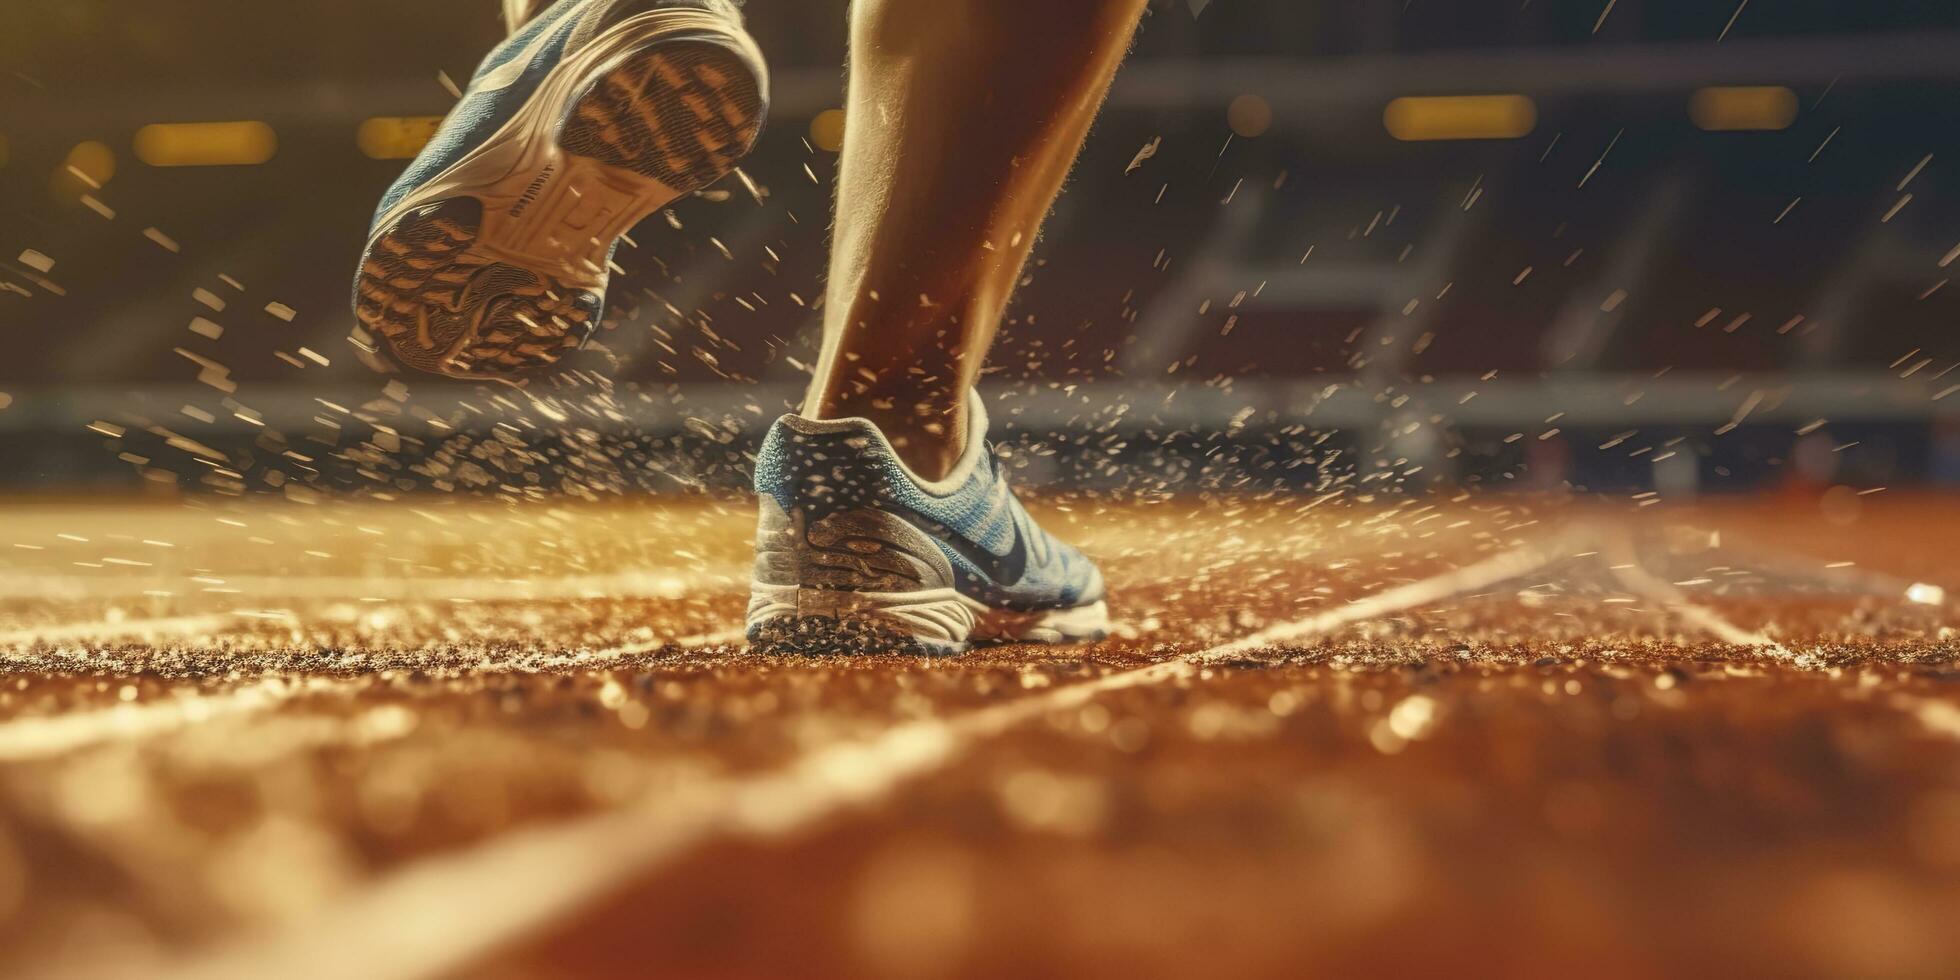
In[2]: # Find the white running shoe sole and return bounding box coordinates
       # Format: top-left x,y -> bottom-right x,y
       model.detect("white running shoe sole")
746,583 -> 1109,656
744,500 -> 1110,656
354,8 -> 766,377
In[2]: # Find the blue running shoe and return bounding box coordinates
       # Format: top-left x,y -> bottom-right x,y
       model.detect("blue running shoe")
747,392 -> 1110,655
353,0 -> 766,377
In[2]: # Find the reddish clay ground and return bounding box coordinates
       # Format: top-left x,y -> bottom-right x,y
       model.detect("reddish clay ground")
0,494 -> 1954,979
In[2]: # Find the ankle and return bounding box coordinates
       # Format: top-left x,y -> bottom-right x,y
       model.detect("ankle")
880,414 -> 966,481
808,388 -> 968,481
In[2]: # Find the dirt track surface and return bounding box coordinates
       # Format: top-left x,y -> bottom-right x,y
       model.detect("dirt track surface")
0,493 -> 1955,979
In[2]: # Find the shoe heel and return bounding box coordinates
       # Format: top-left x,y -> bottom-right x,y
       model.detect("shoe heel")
746,589 -> 976,657
745,498 -> 974,655
558,36 -> 766,193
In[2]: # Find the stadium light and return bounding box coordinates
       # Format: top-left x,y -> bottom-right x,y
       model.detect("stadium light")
1689,86 -> 1798,131
65,141 -> 115,185
1228,93 -> 1273,138
133,122 -> 278,167
1383,95 -> 1536,141
50,140 -> 115,199
357,116 -> 444,160
808,108 -> 845,152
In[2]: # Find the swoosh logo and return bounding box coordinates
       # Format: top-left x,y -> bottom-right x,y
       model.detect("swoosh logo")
891,505 -> 1029,587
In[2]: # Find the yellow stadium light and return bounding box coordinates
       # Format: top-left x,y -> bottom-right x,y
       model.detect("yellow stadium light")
133,121 -> 277,167
51,140 -> 116,199
1228,93 -> 1273,138
1384,95 -> 1537,142
1689,86 -> 1797,131
358,116 -> 444,160
808,108 -> 845,153
67,140 -> 116,185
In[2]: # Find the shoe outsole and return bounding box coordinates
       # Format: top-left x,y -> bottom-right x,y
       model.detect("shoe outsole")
745,614 -> 1113,658
746,617 -> 966,658
356,198 -> 603,375
560,39 -> 762,190
744,585 -> 1111,658
356,37 -> 764,378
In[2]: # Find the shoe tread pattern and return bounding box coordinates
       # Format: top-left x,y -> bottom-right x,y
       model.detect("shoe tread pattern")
559,39 -> 764,193
355,199 -> 600,377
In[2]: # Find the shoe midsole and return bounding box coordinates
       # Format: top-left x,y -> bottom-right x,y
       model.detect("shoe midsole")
365,8 -> 765,275
746,583 -> 1110,646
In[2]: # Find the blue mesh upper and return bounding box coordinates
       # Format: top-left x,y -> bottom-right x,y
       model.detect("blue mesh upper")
366,0 -> 748,228
753,398 -> 1105,611
355,0 -> 752,333
369,0 -> 589,226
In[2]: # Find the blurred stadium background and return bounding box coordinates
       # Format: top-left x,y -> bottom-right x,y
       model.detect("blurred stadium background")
6,5 -> 1960,977
5,0 -> 1960,498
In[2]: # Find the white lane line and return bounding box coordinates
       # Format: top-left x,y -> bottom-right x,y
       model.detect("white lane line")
0,629 -> 748,765
1717,542 -> 1960,742
0,567 -> 745,603
151,541 -> 1558,980
1609,548 -> 1960,742
0,677 -> 337,764
1197,542 -> 1562,662
0,613 -> 248,649
1606,556 -> 1804,662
